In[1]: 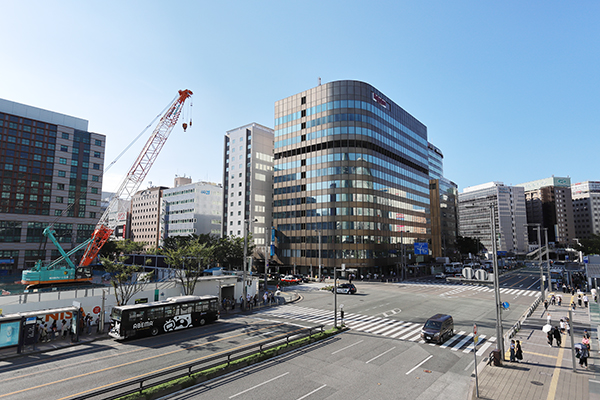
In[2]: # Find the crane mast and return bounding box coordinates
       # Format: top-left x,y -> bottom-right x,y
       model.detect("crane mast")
79,89 -> 193,267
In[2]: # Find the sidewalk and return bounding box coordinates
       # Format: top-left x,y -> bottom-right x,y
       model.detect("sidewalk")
471,292 -> 598,400
0,288 -> 301,361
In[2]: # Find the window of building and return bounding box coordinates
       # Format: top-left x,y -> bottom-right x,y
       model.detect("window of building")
61,145 -> 68,152
94,151 -> 101,158
89,212 -> 96,218
59,158 -> 67,165
62,133 -> 69,139
56,196 -> 63,203
92,175 -> 99,182
95,139 -> 102,146
58,171 -> 66,177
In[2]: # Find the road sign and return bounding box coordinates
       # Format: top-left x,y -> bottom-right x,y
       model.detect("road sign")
473,324 -> 477,335
462,267 -> 473,280
502,302 -> 510,309
414,242 -> 428,255
474,335 -> 479,344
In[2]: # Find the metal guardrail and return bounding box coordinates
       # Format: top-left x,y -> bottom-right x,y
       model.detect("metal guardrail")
70,324 -> 325,400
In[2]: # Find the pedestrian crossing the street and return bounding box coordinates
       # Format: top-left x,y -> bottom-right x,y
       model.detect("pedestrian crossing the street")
254,305 -> 496,356
400,282 -> 540,298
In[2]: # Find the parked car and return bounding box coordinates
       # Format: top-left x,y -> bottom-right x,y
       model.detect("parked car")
435,273 -> 446,279
294,274 -> 309,283
334,283 -> 357,294
281,275 -> 301,284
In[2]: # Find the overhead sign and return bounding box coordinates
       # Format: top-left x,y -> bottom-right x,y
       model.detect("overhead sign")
414,242 -> 428,255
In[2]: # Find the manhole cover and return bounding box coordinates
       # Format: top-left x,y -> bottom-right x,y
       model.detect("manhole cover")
531,381 -> 544,386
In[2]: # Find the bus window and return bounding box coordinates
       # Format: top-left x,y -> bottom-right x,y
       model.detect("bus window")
148,307 -> 164,320
164,306 -> 174,318
180,304 -> 192,315
129,310 -> 145,322
209,300 -> 218,311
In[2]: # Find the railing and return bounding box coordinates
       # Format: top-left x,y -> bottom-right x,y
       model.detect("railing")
70,324 -> 325,400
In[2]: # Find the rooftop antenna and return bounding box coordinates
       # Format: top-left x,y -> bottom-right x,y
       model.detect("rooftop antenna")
318,77 -> 321,86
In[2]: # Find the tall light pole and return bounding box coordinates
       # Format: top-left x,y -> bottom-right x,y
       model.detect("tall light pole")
243,218 -> 257,311
265,226 -> 269,291
316,229 -> 322,282
525,223 -> 545,299
544,228 -> 551,291
490,203 -> 505,359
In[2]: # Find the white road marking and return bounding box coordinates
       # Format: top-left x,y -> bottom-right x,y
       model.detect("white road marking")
366,346 -> 396,364
331,340 -> 364,355
229,372 -> 290,398
451,333 -> 474,351
296,384 -> 327,400
406,355 -> 433,375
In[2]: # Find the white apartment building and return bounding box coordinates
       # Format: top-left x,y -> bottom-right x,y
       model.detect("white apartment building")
572,181 -> 600,240
222,123 -> 274,252
458,182 -> 528,255
160,179 -> 223,243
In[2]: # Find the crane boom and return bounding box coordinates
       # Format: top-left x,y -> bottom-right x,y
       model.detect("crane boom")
79,89 -> 193,267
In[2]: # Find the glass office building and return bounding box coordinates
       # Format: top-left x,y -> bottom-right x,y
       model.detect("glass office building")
273,80 -> 431,276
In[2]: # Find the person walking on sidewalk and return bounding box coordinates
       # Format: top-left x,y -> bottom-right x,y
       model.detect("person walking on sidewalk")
553,326 -> 562,346
544,299 -> 549,312
547,327 -> 554,347
510,340 -> 516,362
546,313 -> 552,325
515,340 -> 523,362
584,294 -> 589,308
579,343 -> 589,369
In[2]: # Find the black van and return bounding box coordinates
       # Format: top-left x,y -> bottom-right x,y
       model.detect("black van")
421,314 -> 454,344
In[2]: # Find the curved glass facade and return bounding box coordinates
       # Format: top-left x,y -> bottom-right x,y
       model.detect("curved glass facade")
273,80 -> 431,275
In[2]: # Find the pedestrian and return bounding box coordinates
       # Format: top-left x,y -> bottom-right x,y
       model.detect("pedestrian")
578,294 -> 582,307
560,319 -> 565,334
551,295 -> 556,305
583,335 -> 591,352
515,340 -> 523,362
510,339 -> 516,362
61,319 -> 68,339
579,344 -> 589,369
547,327 -> 554,347
584,294 -> 589,308
571,301 -> 576,310
263,292 -> 268,305
583,329 -> 591,340
565,321 -> 571,336
546,313 -> 551,325
544,300 -> 549,311
553,326 -> 562,347
557,296 -> 562,306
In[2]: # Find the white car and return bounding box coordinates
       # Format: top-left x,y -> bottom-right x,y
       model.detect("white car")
435,273 -> 446,279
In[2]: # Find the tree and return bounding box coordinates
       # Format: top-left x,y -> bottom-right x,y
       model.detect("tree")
455,236 -> 485,257
576,234 -> 600,255
101,255 -> 153,306
165,239 -> 214,295
212,235 -> 255,270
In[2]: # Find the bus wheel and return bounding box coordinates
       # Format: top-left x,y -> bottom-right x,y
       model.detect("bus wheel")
151,327 -> 159,336
199,318 -> 206,326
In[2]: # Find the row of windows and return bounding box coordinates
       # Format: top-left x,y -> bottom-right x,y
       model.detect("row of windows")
281,248 -> 415,260
274,207 -> 427,222
277,221 -> 426,233
57,158 -> 101,169
274,192 -> 429,211
275,99 -> 427,149
276,122 -> 427,167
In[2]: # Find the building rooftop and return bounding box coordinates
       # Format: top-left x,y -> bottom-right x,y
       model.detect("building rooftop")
0,97 -> 89,131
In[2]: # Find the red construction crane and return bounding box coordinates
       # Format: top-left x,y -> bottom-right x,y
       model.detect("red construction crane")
79,89 -> 193,267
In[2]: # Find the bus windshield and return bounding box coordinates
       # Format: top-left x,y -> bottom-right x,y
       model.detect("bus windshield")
111,308 -> 122,321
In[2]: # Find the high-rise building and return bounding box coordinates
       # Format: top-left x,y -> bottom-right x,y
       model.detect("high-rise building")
572,181 -> 600,240
516,177 -> 574,245
0,98 -> 105,274
160,179 -> 223,243
273,80 -> 431,276
221,123 -> 274,262
427,143 -> 458,259
130,186 -> 166,250
458,182 -> 528,255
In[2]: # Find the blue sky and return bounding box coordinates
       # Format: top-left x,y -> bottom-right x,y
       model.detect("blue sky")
1,1 -> 598,193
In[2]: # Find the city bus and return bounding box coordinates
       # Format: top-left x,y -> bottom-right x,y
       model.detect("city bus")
109,295 -> 219,340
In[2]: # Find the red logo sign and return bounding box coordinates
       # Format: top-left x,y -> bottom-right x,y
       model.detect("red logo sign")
93,306 -> 101,314
372,92 -> 388,108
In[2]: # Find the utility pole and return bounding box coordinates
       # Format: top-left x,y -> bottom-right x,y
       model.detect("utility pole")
490,203 -> 505,359
316,229 -> 322,282
544,228 -> 551,291
243,219 -> 249,311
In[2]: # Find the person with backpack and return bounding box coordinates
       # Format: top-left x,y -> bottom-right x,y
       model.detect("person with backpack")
515,340 -> 523,362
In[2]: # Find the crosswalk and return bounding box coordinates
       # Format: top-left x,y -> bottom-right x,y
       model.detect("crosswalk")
254,305 -> 496,356
400,282 -> 541,298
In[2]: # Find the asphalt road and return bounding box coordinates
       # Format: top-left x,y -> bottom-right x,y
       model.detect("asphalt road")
0,269 -> 542,400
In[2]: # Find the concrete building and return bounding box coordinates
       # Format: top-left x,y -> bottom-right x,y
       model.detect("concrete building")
273,80 -> 431,276
0,98 -> 105,274
572,181 -> 600,240
428,143 -> 458,259
130,186 -> 166,250
458,182 -> 528,255
222,123 -> 274,263
160,179 -> 223,244
516,176 -> 575,246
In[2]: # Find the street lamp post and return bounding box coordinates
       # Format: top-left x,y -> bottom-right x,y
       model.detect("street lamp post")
243,220 -> 249,311
544,228 -> 551,291
489,204 -> 505,358
316,229 -> 322,282
265,227 -> 269,291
